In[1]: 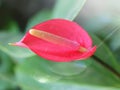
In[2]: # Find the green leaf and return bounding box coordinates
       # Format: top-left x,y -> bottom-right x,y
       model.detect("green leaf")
15,54 -> 120,90
0,51 -> 14,74
7,20 -> 19,33
109,20 -> 120,51
91,34 -> 120,73
0,51 -> 17,90
16,56 -> 120,90
108,20 -> 120,65
0,79 -> 15,90
52,0 -> 86,20
78,18 -> 120,73
0,32 -> 34,62
26,10 -> 52,30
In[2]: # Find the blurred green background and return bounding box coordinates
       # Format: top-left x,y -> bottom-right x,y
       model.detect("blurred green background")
0,0 -> 120,90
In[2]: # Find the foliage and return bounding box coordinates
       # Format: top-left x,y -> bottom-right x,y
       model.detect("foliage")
0,0 -> 120,90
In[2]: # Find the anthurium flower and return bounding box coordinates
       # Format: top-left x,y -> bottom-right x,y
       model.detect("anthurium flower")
10,19 -> 96,62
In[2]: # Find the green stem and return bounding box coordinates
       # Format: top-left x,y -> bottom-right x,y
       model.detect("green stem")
92,55 -> 120,78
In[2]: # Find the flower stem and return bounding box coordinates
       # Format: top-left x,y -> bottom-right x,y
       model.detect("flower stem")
92,55 -> 120,78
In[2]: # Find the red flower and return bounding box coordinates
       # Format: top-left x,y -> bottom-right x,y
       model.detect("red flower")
10,19 -> 96,62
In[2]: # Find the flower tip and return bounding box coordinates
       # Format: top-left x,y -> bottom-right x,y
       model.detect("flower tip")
29,29 -> 34,35
29,29 -> 46,38
8,43 -> 17,46
29,29 -> 42,38
79,47 -> 87,53
29,29 -> 41,36
9,42 -> 28,48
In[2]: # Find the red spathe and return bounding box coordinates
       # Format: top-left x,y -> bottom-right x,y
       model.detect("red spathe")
15,19 -> 96,62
